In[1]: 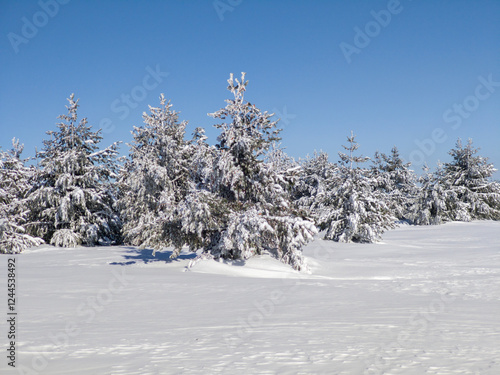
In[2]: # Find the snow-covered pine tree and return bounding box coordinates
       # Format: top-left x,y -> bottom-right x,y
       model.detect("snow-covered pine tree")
408,164 -> 449,225
180,73 -> 317,270
370,146 -> 418,221
27,94 -> 121,247
441,138 -> 500,221
0,139 -> 44,253
265,143 -> 304,209
265,143 -> 299,175
118,95 -> 193,255
317,132 -> 396,242
189,126 -> 216,191
410,140 -> 500,225
294,151 -> 335,220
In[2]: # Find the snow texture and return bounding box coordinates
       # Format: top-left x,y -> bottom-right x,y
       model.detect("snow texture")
2,221 -> 499,374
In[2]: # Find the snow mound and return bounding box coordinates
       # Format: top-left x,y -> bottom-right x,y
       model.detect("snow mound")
188,254 -> 305,279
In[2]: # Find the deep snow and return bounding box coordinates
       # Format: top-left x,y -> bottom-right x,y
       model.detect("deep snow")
1,221 -> 500,374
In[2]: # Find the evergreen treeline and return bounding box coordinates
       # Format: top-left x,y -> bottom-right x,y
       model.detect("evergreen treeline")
2,74 -> 499,270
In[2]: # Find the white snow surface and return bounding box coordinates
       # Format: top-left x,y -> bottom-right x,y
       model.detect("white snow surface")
2,221 -> 500,374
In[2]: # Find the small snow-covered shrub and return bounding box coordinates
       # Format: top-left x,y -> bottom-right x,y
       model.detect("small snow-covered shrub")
50,229 -> 82,248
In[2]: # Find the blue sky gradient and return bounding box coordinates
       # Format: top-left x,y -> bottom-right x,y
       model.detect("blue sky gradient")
1,0 -> 499,177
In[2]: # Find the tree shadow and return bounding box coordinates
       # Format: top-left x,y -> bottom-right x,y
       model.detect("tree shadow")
228,259 -> 246,267
109,247 -> 197,266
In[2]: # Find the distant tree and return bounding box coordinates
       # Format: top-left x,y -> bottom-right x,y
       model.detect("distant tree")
0,139 -> 44,253
408,164 -> 449,225
317,132 -> 395,242
441,139 -> 500,221
265,143 -> 298,175
371,146 -> 418,221
410,139 -> 500,225
27,94 -> 121,247
294,151 -> 334,220
180,73 -> 316,270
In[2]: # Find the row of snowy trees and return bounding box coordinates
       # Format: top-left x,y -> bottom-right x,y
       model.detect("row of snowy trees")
294,137 -> 500,241
2,73 -> 500,270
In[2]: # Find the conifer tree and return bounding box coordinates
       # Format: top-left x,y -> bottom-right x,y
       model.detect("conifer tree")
0,139 -> 44,253
410,139 -> 500,225
294,151 -> 335,219
408,164 -> 449,225
441,139 -> 500,221
317,132 -> 395,242
181,73 -> 316,270
371,147 -> 418,221
265,143 -> 298,175
118,95 -> 193,254
27,95 -> 121,247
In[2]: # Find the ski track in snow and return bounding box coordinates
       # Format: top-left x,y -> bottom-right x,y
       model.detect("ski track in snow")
1,221 -> 499,374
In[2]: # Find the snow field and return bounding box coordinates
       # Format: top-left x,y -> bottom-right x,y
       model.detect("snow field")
1,221 -> 499,374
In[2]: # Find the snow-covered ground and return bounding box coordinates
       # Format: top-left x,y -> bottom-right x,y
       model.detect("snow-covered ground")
2,221 -> 500,375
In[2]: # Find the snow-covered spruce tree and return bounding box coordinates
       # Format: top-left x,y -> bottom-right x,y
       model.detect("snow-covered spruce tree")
410,139 -> 500,225
265,143 -> 299,175
293,151 -> 335,222
189,126 -> 217,191
117,95 -> 194,255
408,164 -> 449,225
180,73 -> 317,270
0,139 -> 44,253
440,139 -> 500,221
265,143 -> 306,211
317,132 -> 396,242
370,147 -> 418,221
27,94 -> 121,247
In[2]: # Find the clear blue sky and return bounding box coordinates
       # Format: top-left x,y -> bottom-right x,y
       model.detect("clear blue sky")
1,0 -> 499,178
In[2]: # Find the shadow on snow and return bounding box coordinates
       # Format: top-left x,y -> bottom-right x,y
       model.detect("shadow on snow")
109,247 -> 197,266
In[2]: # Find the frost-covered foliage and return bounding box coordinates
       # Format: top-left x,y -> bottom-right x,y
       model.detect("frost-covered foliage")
179,73 -> 317,270
294,151 -> 334,216
442,139 -> 500,221
371,147 -> 418,221
27,95 -> 121,247
410,139 -> 500,225
316,132 -> 396,243
118,95 -> 193,252
0,139 -> 44,253
265,143 -> 299,174
408,164 -> 448,225
443,139 -> 499,221
50,228 -> 82,248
